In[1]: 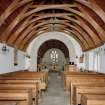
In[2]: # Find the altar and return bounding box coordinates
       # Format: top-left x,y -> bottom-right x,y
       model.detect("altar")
50,64 -> 59,72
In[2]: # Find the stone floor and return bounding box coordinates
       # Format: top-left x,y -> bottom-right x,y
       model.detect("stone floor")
39,72 -> 70,105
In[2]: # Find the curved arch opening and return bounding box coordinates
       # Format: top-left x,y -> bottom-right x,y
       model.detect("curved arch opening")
37,39 -> 70,71
26,32 -> 83,71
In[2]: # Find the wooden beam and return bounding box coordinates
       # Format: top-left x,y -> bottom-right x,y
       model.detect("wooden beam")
14,14 -> 96,50
76,16 -> 102,45
7,15 -> 33,43
14,20 -> 69,46
29,4 -> 77,8
75,2 -> 105,41
0,4 -> 31,42
75,0 -> 105,23
0,0 -> 32,26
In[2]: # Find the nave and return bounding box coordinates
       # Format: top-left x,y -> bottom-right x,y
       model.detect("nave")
1,0 -> 105,105
39,72 -> 69,105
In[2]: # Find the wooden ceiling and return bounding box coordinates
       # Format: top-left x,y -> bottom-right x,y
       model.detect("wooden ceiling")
0,0 -> 105,51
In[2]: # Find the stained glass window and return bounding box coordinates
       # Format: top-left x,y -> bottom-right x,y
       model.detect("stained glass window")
50,49 -> 58,64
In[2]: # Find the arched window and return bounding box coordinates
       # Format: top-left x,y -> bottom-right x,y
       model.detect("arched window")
50,49 -> 58,64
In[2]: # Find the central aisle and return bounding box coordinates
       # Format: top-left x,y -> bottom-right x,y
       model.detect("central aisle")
39,72 -> 69,105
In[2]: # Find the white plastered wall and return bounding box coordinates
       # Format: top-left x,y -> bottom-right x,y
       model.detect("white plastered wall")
84,44 -> 105,73
0,43 -> 26,74
27,32 -> 83,71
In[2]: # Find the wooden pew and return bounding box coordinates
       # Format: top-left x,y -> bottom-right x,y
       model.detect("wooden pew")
73,84 -> 105,105
63,70 -> 105,105
0,72 -> 48,104
0,70 -> 48,105
63,70 -> 98,90
10,71 -> 48,85
81,94 -> 105,105
0,70 -> 28,76
0,72 -> 46,99
0,71 -> 48,90
0,70 -> 49,104
0,83 -> 39,105
64,72 -> 105,91
70,76 -> 105,105
0,89 -> 32,105
64,71 -> 105,105
0,78 -> 43,102
0,78 -> 42,90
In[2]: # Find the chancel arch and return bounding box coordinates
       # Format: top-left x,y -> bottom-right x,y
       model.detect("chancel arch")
27,32 -> 82,70
37,39 -> 70,71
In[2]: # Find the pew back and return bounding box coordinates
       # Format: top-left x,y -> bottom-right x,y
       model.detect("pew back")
81,94 -> 105,105
0,89 -> 32,105
73,84 -> 105,105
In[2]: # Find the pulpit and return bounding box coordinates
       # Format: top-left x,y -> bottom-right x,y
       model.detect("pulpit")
64,64 -> 76,71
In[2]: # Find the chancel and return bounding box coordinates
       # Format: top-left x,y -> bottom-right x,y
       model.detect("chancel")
0,0 -> 105,105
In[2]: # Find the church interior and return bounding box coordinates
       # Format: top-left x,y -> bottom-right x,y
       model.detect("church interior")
0,0 -> 105,105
